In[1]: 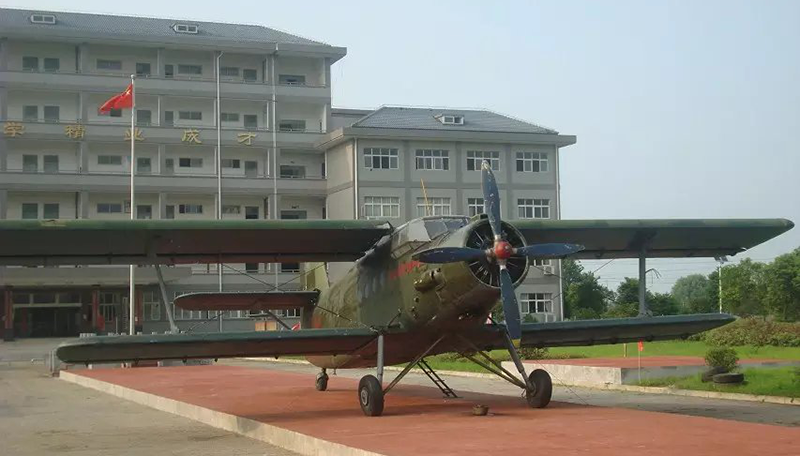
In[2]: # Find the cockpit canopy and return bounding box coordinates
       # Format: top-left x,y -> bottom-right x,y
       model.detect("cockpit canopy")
392,216 -> 470,251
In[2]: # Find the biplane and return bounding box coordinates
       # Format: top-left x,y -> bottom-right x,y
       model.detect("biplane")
0,162 -> 792,416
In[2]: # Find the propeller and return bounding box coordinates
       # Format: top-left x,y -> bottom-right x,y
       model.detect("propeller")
412,160 -> 585,341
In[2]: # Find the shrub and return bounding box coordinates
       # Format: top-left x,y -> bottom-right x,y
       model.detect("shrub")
519,347 -> 549,360
704,347 -> 739,372
697,318 -> 800,347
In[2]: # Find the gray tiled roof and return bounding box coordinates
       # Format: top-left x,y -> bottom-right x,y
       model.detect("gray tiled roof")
0,7 -> 328,47
351,107 -> 558,134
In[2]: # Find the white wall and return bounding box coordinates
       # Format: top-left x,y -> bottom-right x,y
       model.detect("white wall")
161,97 -> 215,128
510,144 -> 556,186
164,145 -> 215,176
88,44 -> 158,75
358,139 -> 405,183
7,141 -> 79,173
218,99 -> 267,130
7,90 -> 78,122
280,196 -> 324,219
277,56 -> 324,86
279,103 -> 324,132
6,191 -> 77,219
162,49 -> 214,80
280,151 -> 325,179
6,41 -> 76,72
408,140 -> 458,184
219,53 -> 265,82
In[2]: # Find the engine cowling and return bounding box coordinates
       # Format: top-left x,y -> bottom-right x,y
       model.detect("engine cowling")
464,220 -> 528,288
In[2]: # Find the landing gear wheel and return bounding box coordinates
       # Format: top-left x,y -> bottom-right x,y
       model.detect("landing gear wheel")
358,375 -> 384,417
315,372 -> 329,391
525,369 -> 552,408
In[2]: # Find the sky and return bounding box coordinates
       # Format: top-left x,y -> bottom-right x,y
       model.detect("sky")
8,0 -> 800,292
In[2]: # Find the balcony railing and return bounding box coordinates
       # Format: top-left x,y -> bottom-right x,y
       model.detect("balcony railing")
2,118 -> 327,134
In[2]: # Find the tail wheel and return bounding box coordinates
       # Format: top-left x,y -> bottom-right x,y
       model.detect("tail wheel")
525,369 -> 552,408
358,375 -> 384,416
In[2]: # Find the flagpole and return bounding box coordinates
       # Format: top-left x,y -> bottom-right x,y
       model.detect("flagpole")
129,74 -> 136,336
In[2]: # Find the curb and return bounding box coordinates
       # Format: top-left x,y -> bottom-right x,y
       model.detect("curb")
240,357 -> 799,406
59,370 -> 382,456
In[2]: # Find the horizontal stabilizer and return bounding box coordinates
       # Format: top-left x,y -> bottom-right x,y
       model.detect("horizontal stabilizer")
175,291 -> 319,311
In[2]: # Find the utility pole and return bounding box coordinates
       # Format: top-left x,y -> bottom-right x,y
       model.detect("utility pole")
715,256 -> 728,313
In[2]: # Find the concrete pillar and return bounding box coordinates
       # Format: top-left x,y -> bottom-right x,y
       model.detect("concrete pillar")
0,189 -> 7,219
78,43 -> 89,74
78,191 -> 89,219
156,95 -> 162,126
156,144 -> 164,174
0,86 -> 8,119
3,287 -> 13,341
157,192 -> 167,219
79,142 -> 88,173
78,92 -> 89,123
455,142 -> 464,214
322,57 -> 331,87
322,103 -> 330,133
504,143 -> 514,220
155,48 -> 163,77
0,38 -> 8,71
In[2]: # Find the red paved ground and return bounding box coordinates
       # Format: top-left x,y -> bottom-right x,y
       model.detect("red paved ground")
530,356 -> 786,368
73,365 -> 799,456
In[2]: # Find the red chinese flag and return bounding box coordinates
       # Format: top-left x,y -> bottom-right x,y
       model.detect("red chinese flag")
99,83 -> 133,113
637,341 -> 644,352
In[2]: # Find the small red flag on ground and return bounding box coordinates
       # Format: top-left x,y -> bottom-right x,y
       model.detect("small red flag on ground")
99,83 -> 133,113
638,341 -> 644,352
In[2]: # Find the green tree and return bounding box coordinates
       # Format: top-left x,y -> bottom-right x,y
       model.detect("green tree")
762,248 -> 800,321
672,274 -> 716,314
561,259 -> 613,320
648,292 -> 680,316
603,301 -> 638,318
720,258 -> 766,317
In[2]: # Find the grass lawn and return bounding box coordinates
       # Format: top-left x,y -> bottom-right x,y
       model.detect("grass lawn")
419,341 -> 800,374
637,367 -> 800,398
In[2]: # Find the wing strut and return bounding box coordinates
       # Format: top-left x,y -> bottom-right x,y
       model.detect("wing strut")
639,244 -> 648,316
155,265 -> 179,334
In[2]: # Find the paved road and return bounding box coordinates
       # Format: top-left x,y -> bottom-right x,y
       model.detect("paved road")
0,339 -> 297,456
224,358 -> 800,427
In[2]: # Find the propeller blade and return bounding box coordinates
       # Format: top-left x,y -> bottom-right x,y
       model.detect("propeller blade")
515,243 -> 585,259
413,247 -> 485,264
499,265 -> 522,340
481,161 -> 502,239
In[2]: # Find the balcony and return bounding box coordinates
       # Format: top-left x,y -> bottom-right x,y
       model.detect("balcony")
0,169 -> 328,196
1,120 -> 325,148
0,70 -> 330,101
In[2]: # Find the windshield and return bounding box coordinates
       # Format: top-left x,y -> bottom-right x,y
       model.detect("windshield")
423,217 -> 469,239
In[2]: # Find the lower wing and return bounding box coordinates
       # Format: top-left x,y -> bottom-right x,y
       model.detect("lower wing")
56,328 -> 377,364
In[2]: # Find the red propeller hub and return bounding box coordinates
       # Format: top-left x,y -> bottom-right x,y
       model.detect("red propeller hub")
493,240 -> 514,260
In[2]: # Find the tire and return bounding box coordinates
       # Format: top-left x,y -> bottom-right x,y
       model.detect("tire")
358,375 -> 384,416
712,372 -> 744,384
701,367 -> 727,383
525,369 -> 552,408
315,373 -> 328,391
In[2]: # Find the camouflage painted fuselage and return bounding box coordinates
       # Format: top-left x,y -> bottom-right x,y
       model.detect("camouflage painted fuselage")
305,216 -> 527,368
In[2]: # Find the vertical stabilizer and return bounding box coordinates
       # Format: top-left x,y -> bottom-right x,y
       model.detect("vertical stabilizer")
302,262 -> 329,291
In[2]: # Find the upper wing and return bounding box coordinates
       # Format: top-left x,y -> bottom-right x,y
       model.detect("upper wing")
511,218 -> 793,259
56,327 -> 378,364
520,313 -> 734,348
0,219 -> 392,266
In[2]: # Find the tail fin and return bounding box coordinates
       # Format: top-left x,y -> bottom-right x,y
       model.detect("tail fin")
302,262 -> 329,291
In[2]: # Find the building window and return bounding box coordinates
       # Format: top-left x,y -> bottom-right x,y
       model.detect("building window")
516,152 -> 548,173
97,155 -> 123,166
163,111 -> 174,126
281,263 -> 300,273
23,155 -> 38,172
178,157 -> 203,168
280,165 -> 305,178
136,62 -> 151,76
245,206 -> 259,220
164,65 -> 174,78
178,111 -> 202,121
517,198 -> 550,219
136,205 -> 152,219
109,108 -> 122,118
30,14 -> 57,24
437,114 -> 464,125
43,203 -> 59,219
99,293 -> 119,323
244,115 -> 258,129
467,197 -> 485,217
416,197 -> 451,217
21,203 -> 38,220
43,155 -> 59,173
137,157 -> 151,174
173,24 -> 199,34
363,196 -> 400,219
97,203 -> 123,214
243,69 -> 258,82
279,74 -> 306,85
220,112 -> 239,122
532,259 -> 554,275
136,110 -> 152,126
415,149 -> 449,170
97,59 -> 123,71
363,148 -> 398,169
221,159 -> 241,169
279,120 -> 306,131
222,205 -> 241,215
177,64 -> 202,75
520,293 -> 553,314
466,151 -> 500,171
143,291 -> 161,322
23,105 -> 38,122
43,106 -> 60,123
179,204 -> 203,214
220,66 -> 239,77
43,58 -> 60,72
165,205 -> 175,219
22,56 -> 39,71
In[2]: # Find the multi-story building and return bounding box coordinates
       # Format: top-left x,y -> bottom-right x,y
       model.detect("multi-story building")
321,107 -> 576,323
0,8 -> 575,340
0,8 -> 343,339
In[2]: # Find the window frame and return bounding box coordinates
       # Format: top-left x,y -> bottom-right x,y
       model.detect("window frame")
21,203 -> 38,220
97,59 -> 123,71
517,198 -> 550,219
466,151 -> 500,171
362,196 -> 400,219
467,197 -> 485,217
516,152 -> 548,173
363,148 -> 399,170
416,197 -> 452,217
415,149 -> 450,171
97,155 -> 123,166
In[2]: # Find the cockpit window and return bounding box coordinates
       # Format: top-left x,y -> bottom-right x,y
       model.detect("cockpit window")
423,217 -> 469,239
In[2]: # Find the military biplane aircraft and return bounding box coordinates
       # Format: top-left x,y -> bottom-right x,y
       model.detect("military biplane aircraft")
0,162 -> 793,416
